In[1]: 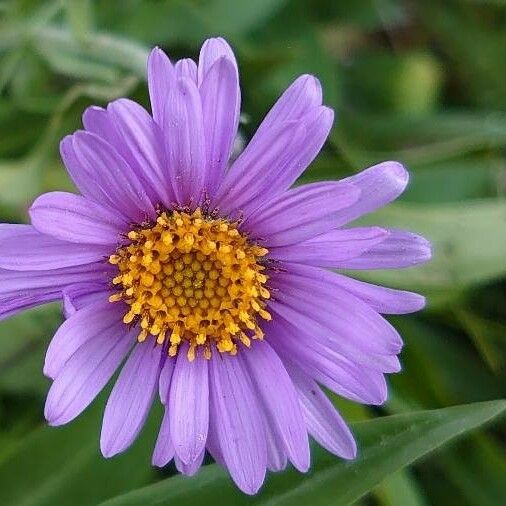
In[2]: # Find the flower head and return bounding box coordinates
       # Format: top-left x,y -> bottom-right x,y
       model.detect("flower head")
0,38 -> 431,494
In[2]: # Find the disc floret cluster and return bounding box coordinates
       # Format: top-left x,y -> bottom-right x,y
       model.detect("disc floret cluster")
109,208 -> 271,360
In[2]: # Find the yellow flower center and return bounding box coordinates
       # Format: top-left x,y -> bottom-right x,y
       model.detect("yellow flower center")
108,208 -> 271,360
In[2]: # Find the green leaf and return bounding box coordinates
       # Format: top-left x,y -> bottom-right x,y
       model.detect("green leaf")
374,469 -> 426,506
0,398 -> 160,505
100,400 -> 506,506
0,305 -> 60,396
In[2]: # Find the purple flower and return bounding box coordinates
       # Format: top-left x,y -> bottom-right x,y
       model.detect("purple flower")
0,38 -> 431,494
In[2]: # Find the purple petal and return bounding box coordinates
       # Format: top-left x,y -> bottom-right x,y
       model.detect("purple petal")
198,37 -> 238,85
269,227 -> 389,267
206,418 -> 225,468
213,120 -> 307,216
159,356 -> 175,405
242,341 -> 310,472
334,161 -> 409,225
0,291 -> 61,320
220,106 -> 334,217
61,131 -> 155,221
334,229 -> 432,269
271,266 -> 403,355
175,449 -> 205,477
267,318 -> 389,405
264,422 -> 288,472
147,47 -> 175,126
243,182 -> 360,246
101,342 -> 163,457
44,296 -> 124,379
287,362 -> 356,459
152,407 -> 175,467
82,105 -> 122,148
307,270 -> 425,314
0,262 -> 110,299
209,351 -> 267,494
44,326 -> 134,426
0,224 -> 110,271
62,283 -> 109,317
107,99 -> 174,207
200,57 -> 240,195
251,74 -> 322,145
268,297 -> 400,375
175,58 -> 198,81
164,78 -> 206,205
30,191 -> 126,245
169,346 -> 209,465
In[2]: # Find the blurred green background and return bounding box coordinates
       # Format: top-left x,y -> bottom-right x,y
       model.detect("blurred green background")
0,0 -> 505,505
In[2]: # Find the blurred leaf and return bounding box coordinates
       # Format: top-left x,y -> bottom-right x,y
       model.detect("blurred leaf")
0,305 -> 60,396
391,318 -> 505,407
101,400 -> 506,506
436,434 -> 506,505
332,112 -> 506,167
374,469 -> 426,506
455,307 -> 506,372
344,51 -> 443,115
65,0 -> 94,42
0,397 -> 159,505
119,0 -> 289,45
33,26 -> 149,79
415,1 -> 506,108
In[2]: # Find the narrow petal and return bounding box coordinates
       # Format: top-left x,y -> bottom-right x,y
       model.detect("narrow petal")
304,269 -> 425,314
101,342 -> 163,457
82,105 -> 122,148
251,74 -> 322,146
0,262 -> 110,298
62,131 -> 155,221
334,229 -> 432,269
0,291 -> 61,321
44,297 -> 124,379
269,298 -> 400,375
200,57 -> 240,194
107,99 -> 174,207
198,37 -> 238,85
213,120 -> 306,216
243,182 -> 360,246
169,346 -> 209,465
62,283 -> 109,317
334,161 -> 409,225
242,341 -> 310,472
267,319 -> 388,405
30,191 -> 126,245
159,356 -> 175,405
264,422 -> 288,472
269,227 -> 389,267
164,78 -> 206,205
271,267 -> 403,355
218,106 -> 334,217
287,362 -> 356,459
0,224 -> 110,271
0,262 -> 110,321
209,352 -> 267,494
175,58 -> 198,82
44,327 -> 134,426
147,47 -> 175,126
152,408 -> 175,467
175,450 -> 205,477
206,418 -> 225,468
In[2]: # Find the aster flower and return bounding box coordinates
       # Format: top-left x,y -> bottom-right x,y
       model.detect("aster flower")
0,38 -> 431,494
